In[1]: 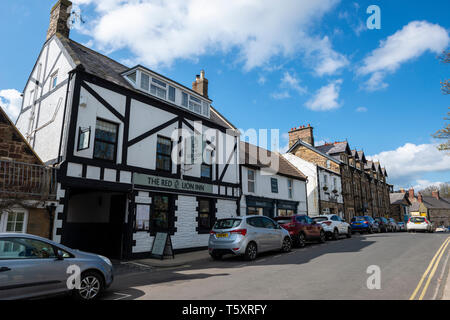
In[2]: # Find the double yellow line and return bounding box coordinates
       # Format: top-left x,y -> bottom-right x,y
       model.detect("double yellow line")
409,236 -> 450,300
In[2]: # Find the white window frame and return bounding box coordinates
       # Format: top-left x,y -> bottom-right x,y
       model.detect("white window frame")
288,179 -> 293,199
49,71 -> 58,90
0,209 -> 28,233
247,169 -> 256,193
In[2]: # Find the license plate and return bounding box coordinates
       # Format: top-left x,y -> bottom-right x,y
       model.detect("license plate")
414,222 -> 422,224
216,233 -> 229,238
355,223 -> 361,225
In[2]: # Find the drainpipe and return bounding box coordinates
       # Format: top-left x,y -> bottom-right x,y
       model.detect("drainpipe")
46,203 -> 56,240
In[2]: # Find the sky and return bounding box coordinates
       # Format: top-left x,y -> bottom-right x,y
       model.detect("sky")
0,0 -> 449,191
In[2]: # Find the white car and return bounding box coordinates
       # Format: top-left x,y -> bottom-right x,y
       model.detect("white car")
407,216 -> 433,233
312,215 -> 352,240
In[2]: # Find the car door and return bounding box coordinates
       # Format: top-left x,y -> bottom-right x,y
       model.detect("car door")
304,216 -> 319,238
0,237 -> 69,300
247,217 -> 269,252
261,217 -> 282,250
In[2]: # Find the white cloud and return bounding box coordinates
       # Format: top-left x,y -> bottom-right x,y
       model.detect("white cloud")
306,36 -> 349,76
270,91 -> 291,100
257,75 -> 267,85
0,89 -> 22,122
305,79 -> 343,111
358,21 -> 450,91
281,72 -> 307,94
75,0 -> 344,71
367,143 -> 450,186
356,106 -> 367,112
413,180 -> 445,191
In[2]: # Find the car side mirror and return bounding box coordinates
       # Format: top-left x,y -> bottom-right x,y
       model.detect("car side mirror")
56,250 -> 64,261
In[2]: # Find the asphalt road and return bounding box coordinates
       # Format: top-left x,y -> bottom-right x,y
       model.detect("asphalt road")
103,232 -> 450,300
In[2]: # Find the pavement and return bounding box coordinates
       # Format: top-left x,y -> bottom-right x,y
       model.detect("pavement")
102,232 -> 450,300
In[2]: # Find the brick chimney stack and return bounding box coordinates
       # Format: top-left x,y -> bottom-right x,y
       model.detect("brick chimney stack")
46,0 -> 72,41
417,192 -> 423,203
192,70 -> 209,99
408,188 -> 415,201
288,124 -> 314,148
432,190 -> 440,200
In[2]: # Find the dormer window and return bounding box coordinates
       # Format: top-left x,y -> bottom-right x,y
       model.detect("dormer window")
123,68 -> 211,119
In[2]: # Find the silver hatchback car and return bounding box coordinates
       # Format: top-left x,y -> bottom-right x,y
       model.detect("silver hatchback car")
208,216 -> 292,261
0,233 -> 114,300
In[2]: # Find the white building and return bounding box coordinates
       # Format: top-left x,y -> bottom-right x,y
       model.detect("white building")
15,0 -> 240,259
283,145 -> 343,217
240,142 -> 308,217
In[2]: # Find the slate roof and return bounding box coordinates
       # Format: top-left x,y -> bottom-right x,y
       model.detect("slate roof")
422,196 -> 450,209
57,35 -> 236,130
240,142 -> 307,181
390,192 -> 410,205
315,141 -> 349,155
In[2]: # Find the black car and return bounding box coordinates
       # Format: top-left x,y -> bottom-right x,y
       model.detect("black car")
375,217 -> 390,233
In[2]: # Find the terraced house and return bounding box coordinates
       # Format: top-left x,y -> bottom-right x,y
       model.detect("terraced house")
15,0 -> 240,259
286,125 -> 392,221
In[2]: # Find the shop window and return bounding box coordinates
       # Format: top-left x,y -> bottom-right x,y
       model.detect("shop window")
197,198 -> 215,234
278,209 -> 295,217
247,207 -> 263,216
93,119 -> 119,162
156,136 -> 172,172
152,196 -> 170,231
135,204 -> 150,232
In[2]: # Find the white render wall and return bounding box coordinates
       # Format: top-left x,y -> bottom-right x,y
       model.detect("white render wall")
318,169 -> 343,204
240,164 -> 308,216
16,37 -> 74,163
283,153 -> 319,216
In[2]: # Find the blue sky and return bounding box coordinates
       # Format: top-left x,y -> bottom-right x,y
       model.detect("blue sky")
0,0 -> 449,190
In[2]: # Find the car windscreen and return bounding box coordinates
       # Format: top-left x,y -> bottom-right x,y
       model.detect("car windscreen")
312,217 -> 328,222
410,217 -> 425,223
213,219 -> 242,229
275,218 -> 292,225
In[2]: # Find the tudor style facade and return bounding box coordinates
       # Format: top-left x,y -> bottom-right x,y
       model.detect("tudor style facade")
286,125 -> 392,221
15,0 -> 240,259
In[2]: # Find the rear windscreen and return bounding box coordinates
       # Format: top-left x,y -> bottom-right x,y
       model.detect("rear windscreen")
351,217 -> 365,222
214,219 -> 242,229
410,217 -> 425,223
313,217 -> 328,222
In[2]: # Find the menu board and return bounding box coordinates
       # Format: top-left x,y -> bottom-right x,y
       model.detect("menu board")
151,232 -> 174,260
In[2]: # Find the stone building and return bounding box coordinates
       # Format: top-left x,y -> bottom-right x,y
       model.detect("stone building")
0,106 -> 57,238
408,188 -> 450,227
389,192 -> 411,222
286,125 -> 392,221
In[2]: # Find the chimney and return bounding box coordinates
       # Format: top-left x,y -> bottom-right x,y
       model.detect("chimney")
408,188 -> 414,201
417,192 -> 423,203
192,70 -> 209,99
399,188 -> 405,193
432,190 -> 440,200
46,0 -> 72,41
288,124 -> 314,148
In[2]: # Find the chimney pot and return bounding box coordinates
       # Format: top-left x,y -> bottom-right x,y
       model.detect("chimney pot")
432,190 -> 440,200
288,123 -> 314,148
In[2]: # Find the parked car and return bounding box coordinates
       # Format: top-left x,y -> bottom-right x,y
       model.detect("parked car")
312,215 -> 352,240
374,217 -> 391,232
397,222 -> 406,232
350,216 -> 379,234
388,218 -> 399,232
407,216 -> 433,233
0,233 -> 114,300
209,216 -> 292,261
274,215 -> 326,247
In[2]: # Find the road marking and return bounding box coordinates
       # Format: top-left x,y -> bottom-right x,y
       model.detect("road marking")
112,292 -> 132,300
418,237 -> 450,300
409,236 -> 450,300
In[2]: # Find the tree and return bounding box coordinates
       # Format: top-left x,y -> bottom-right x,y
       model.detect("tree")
419,182 -> 450,198
434,51 -> 450,151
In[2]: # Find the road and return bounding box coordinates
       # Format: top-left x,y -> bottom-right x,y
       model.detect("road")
103,232 -> 450,300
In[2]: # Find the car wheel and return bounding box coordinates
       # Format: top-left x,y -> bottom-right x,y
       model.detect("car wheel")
281,237 -> 292,253
368,227 -> 373,234
332,228 -> 339,240
297,233 -> 306,248
346,228 -> 352,238
318,230 -> 326,243
74,271 -> 104,300
244,242 -> 258,261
